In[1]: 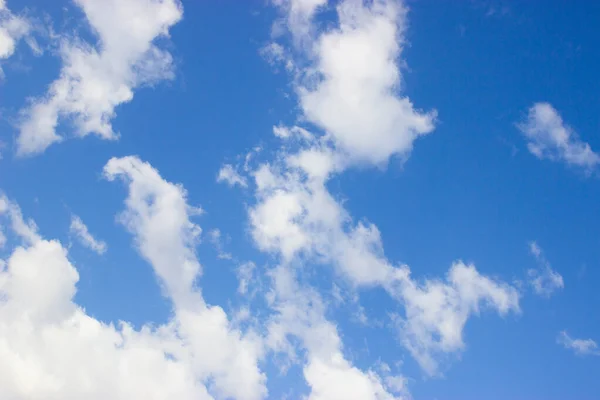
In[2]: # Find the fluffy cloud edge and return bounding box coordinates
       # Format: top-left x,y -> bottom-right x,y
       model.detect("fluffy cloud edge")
0,154 -> 269,400
16,0 -> 183,156
518,102 -> 600,172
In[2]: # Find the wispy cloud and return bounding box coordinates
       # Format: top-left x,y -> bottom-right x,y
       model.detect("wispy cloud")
518,102 -> 600,172
237,261 -> 256,296
207,228 -> 233,260
527,241 -> 564,297
557,331 -> 600,356
70,214 -> 107,255
217,164 -> 248,188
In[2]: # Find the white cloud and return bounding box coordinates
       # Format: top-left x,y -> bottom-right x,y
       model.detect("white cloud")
527,241 -> 564,298
260,42 -> 294,72
217,164 -> 248,188
393,262 -> 520,375
267,0 -> 436,168
518,102 -> 600,172
273,124 -> 313,140
207,228 -> 233,260
0,193 -> 40,244
529,240 -> 542,258
104,156 -> 203,304
0,155 -> 269,400
16,0 -> 183,156
0,0 -> 31,77
266,265 -> 408,400
0,196 -> 213,400
289,0 -> 436,166
557,331 -> 600,356
237,261 -> 257,295
271,0 -> 327,46
240,0 -> 520,378
246,143 -> 520,376
69,214 -> 107,254
0,1 -> 29,58
528,268 -> 563,298
104,156 -> 267,400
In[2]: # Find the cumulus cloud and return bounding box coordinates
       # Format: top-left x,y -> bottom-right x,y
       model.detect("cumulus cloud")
16,0 -> 183,156
301,1 -> 436,166
527,241 -> 564,297
235,0 -> 521,380
247,140 -> 521,376
270,0 -> 436,166
0,155 -> 268,400
69,214 -> 107,254
557,331 -> 600,356
0,0 -> 534,397
518,102 -> 600,172
0,195 -> 212,400
217,164 -> 248,188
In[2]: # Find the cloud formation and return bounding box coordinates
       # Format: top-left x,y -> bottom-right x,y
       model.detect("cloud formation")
104,156 -> 267,400
0,0 -> 31,76
269,0 -> 436,167
1,0 -> 570,398
69,214 -> 107,254
239,0 -> 521,380
299,0 -> 436,166
0,195 -> 210,400
527,241 -> 564,298
394,262 -> 520,374
518,102 -> 600,172
265,265 -> 408,399
17,0 -> 183,155
0,155 -> 268,400
557,331 -> 600,356
250,160 -> 521,376
207,229 -> 233,260
217,164 -> 248,188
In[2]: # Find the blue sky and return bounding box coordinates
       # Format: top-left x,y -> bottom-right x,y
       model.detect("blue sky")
1,0 -> 599,399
